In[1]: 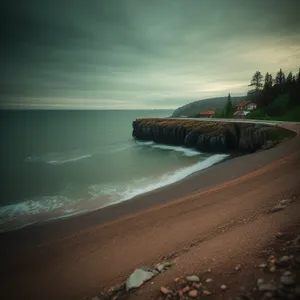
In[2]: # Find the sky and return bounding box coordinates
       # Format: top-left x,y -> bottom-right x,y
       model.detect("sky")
1,0 -> 300,109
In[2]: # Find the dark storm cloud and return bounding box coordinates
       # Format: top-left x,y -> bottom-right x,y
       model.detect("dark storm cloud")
1,0 -> 300,109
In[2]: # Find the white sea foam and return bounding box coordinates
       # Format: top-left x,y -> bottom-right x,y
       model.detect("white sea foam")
135,141 -> 155,146
135,140 -> 201,157
0,196 -> 75,218
25,151 -> 92,165
151,144 -> 201,156
4,151 -> 228,232
47,154 -> 92,165
88,153 -> 229,208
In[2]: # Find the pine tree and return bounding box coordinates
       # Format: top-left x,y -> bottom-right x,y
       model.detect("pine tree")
286,72 -> 293,84
248,71 -> 263,94
296,68 -> 300,84
275,68 -> 285,85
225,93 -> 233,117
263,72 -> 273,89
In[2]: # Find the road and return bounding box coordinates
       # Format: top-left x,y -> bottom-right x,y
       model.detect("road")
168,117 -> 300,126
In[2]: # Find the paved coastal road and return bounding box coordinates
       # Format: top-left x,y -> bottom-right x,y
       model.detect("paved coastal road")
168,117 -> 300,126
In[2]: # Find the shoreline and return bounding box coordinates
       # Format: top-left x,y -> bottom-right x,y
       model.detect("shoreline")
0,152 -> 230,235
1,124 -> 299,251
0,123 -> 299,300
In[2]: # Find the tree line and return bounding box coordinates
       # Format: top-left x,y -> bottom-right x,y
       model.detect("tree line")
247,68 -> 300,115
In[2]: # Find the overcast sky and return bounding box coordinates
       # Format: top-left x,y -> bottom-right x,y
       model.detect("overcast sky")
1,0 -> 300,109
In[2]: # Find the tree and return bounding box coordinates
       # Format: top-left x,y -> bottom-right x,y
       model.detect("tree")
296,68 -> 300,84
275,68 -> 286,92
264,72 -> 273,89
248,71 -> 263,94
225,93 -> 233,117
286,72 -> 293,84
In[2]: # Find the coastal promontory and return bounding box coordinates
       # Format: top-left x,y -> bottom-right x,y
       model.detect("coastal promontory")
132,118 -> 295,153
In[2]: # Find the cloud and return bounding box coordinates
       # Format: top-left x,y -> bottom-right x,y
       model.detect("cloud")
1,0 -> 300,109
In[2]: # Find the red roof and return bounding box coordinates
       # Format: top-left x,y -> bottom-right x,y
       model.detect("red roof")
199,110 -> 215,115
236,101 -> 254,108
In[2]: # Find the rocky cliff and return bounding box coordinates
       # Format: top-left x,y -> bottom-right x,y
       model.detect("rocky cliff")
132,119 -> 292,153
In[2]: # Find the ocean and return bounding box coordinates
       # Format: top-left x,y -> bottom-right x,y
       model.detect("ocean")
0,110 -> 228,232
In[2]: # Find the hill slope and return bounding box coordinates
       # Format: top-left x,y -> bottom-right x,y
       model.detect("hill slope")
171,96 -> 245,117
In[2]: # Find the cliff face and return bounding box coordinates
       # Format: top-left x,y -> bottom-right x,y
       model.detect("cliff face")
132,119 -> 288,153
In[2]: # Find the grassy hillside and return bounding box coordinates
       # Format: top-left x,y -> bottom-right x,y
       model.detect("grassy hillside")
171,96 -> 245,117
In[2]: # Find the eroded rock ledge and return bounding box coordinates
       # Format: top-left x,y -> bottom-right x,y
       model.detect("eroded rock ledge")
132,119 -> 293,153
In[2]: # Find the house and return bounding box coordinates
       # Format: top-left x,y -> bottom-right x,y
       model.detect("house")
236,101 -> 257,111
198,110 -> 215,118
233,111 -> 250,119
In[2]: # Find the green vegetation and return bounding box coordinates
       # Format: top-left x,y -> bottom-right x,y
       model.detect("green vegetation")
244,67 -> 300,121
248,71 -> 264,95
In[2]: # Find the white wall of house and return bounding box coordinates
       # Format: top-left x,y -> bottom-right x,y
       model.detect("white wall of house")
245,103 -> 256,111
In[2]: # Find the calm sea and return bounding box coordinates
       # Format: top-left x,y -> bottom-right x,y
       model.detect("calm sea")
0,110 -> 228,231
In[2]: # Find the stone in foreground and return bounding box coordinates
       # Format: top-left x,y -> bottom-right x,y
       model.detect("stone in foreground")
185,275 -> 200,282
126,267 -> 156,291
257,283 -> 277,292
188,289 -> 198,298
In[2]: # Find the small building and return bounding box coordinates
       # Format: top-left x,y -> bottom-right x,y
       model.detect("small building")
233,111 -> 250,119
198,110 -> 215,118
236,101 -> 257,111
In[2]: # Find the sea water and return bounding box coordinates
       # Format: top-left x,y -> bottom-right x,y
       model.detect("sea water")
0,110 -> 228,232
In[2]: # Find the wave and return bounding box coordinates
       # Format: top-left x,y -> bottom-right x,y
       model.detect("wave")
47,154 -> 92,165
25,142 -> 135,165
25,151 -> 92,165
0,195 -> 83,233
0,195 -> 75,218
5,152 -> 228,233
136,141 -> 201,157
135,141 -> 155,146
88,153 -> 228,208
151,144 -> 201,157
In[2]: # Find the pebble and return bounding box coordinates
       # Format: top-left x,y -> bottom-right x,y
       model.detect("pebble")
258,263 -> 267,268
280,199 -> 289,205
264,292 -> 273,298
221,284 -> 227,290
257,278 -> 264,285
258,283 -> 277,292
280,275 -> 295,286
269,266 -> 276,272
182,286 -> 190,293
205,278 -> 213,283
284,271 -> 292,276
177,290 -> 183,297
203,290 -> 212,295
193,282 -> 203,289
108,283 -> 125,293
276,232 -> 284,238
269,204 -> 286,213
235,264 -> 241,271
160,286 -> 170,295
276,255 -> 290,267
156,261 -> 173,272
185,275 -> 200,282
188,290 -> 198,298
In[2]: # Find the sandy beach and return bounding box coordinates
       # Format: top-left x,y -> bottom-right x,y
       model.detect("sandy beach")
1,123 -> 300,300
